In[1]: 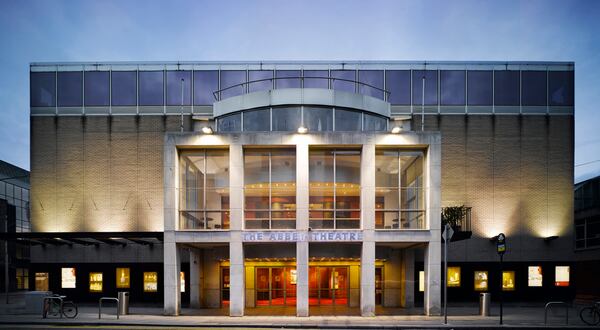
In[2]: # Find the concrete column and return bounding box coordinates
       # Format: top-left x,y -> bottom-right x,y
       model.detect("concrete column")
229,144 -> 244,231
296,142 -> 309,316
229,239 -> 245,316
189,248 -> 203,308
424,242 -> 441,316
163,238 -> 181,315
401,249 -> 415,308
361,143 -> 376,230
296,241 -> 309,316
360,240 -> 376,316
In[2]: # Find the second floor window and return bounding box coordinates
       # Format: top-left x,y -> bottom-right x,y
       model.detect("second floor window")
309,149 -> 361,229
244,149 -> 296,229
375,150 -> 425,229
179,150 -> 229,230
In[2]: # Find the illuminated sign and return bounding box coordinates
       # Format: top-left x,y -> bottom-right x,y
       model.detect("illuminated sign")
528,266 -> 543,287
61,268 -> 76,289
89,272 -> 103,292
447,267 -> 461,287
503,271 -> 515,291
474,271 -> 488,291
180,272 -> 185,293
242,231 -> 363,242
419,271 -> 425,292
144,272 -> 158,292
555,266 -> 569,287
116,268 -> 130,289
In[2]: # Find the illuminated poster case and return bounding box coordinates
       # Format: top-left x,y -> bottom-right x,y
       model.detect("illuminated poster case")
61,268 -> 76,289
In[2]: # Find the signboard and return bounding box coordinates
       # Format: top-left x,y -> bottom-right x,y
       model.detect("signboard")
242,231 -> 363,242
61,267 -> 76,289
555,266 -> 570,287
496,233 -> 506,255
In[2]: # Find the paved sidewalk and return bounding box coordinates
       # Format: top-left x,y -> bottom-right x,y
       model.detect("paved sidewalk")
0,304 -> 590,329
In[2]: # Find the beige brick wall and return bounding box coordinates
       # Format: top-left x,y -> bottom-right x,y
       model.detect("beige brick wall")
415,115 -> 574,262
29,115 -> 194,232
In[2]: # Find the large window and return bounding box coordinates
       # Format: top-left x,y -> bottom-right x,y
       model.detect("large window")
275,70 -> 301,89
494,70 -> 520,106
548,71 -> 574,106
179,150 -> 230,230
218,113 -> 242,132
220,70 -> 246,99
111,71 -> 137,106
194,70 -> 219,105
16,268 -> 28,290
243,108 -> 270,131
57,71 -> 83,107
166,71 -> 191,106
331,70 -> 355,93
334,109 -> 361,131
440,70 -> 465,105
304,107 -> 333,132
385,70 -> 411,105
272,107 -> 301,131
467,71 -> 493,106
30,72 -> 56,107
84,71 -> 110,106
412,70 -> 438,106
375,150 -> 425,229
138,71 -> 164,106
249,70 -> 273,93
358,70 -> 384,100
576,216 -> 600,249
245,149 -> 296,229
309,149 -> 360,229
521,71 -> 547,106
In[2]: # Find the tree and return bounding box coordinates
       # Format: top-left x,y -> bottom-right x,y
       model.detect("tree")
441,205 -> 467,230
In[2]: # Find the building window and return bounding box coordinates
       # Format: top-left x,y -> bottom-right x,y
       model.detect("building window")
30,72 -> 56,107
335,109 -> 362,131
143,272 -> 158,292
116,268 -> 130,289
57,71 -> 83,107
166,71 -> 191,106
447,267 -> 460,287
528,266 -> 543,287
217,113 -> 242,132
502,271 -> 515,291
89,272 -> 103,292
412,70 -> 438,106
61,268 -> 76,289
467,71 -> 493,106
194,70 -> 218,105
245,149 -> 296,229
304,107 -> 333,132
243,108 -> 270,131
179,150 -> 230,230
419,271 -> 425,292
555,266 -> 570,287
494,70 -> 520,106
16,268 -> 28,290
275,70 -> 301,89
111,71 -> 137,106
303,70 -> 329,89
249,70 -> 274,93
375,150 -> 425,229
575,216 -> 600,249
474,271 -> 488,291
138,71 -> 164,106
363,113 -> 387,132
385,70 -> 411,105
35,272 -> 49,291
272,107 -> 301,132
521,71 -> 547,106
358,70 -> 384,100
440,70 -> 466,106
548,71 -> 574,106
309,149 -> 360,229
84,71 -> 110,106
180,272 -> 185,293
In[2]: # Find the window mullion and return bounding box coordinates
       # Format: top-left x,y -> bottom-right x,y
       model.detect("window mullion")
269,152 -> 272,229
333,151 -> 336,230
204,150 -> 207,229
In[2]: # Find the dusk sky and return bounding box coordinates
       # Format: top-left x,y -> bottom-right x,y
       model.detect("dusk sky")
1,0 -> 599,182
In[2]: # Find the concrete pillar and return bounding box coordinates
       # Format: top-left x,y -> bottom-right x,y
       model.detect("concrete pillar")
361,143 -> 375,230
229,144 -> 244,231
229,240 -> 245,316
189,248 -> 202,308
424,242 -> 441,316
163,238 -> 181,315
401,249 -> 415,308
296,142 -> 309,316
360,240 -> 376,316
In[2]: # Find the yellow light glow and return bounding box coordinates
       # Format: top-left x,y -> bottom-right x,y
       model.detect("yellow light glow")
89,272 -> 103,292
144,272 -> 158,292
116,268 -> 130,289
474,271 -> 488,291
447,267 -> 460,287
502,271 -> 515,291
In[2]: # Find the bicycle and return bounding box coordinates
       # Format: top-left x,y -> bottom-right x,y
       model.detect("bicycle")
43,294 -> 78,319
580,301 -> 600,326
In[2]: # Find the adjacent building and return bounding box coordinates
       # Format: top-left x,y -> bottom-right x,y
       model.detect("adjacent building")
574,176 -> 600,299
25,61 -> 574,316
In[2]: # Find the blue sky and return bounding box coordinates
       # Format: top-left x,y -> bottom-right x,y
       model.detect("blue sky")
1,0 -> 599,182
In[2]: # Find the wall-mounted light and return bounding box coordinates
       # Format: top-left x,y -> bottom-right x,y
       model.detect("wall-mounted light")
544,235 -> 559,243
202,126 -> 213,134
489,235 -> 500,243
297,126 -> 308,134
391,126 -> 402,134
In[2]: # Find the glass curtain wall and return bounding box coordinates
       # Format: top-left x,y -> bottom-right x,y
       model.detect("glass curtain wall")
244,149 -> 296,229
179,150 -> 230,229
309,149 -> 360,229
375,150 -> 425,229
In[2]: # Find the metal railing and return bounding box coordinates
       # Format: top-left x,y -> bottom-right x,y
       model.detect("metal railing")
99,297 -> 119,319
212,76 -> 390,101
544,301 -> 568,325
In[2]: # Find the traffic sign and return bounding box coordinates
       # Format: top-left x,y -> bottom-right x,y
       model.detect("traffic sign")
496,233 -> 506,255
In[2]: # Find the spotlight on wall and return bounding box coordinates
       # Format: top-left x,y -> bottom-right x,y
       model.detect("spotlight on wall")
544,235 -> 559,243
391,126 -> 402,134
202,126 -> 213,134
489,235 -> 500,243
297,126 -> 308,134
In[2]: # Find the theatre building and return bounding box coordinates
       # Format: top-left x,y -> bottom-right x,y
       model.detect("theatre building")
25,61 -> 574,316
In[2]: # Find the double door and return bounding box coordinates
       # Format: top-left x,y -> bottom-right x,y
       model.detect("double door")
256,267 -> 297,306
309,266 -> 349,306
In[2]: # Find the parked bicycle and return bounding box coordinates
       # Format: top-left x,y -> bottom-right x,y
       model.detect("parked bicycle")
43,294 -> 78,319
580,301 -> 600,326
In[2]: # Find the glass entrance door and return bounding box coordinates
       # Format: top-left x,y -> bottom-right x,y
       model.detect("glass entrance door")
309,266 -> 349,306
255,267 -> 296,306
